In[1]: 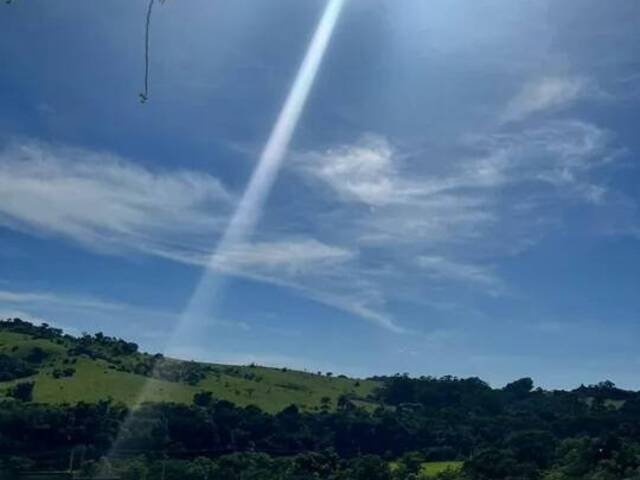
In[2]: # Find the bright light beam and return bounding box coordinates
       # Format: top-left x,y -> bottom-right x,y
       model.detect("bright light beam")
182,0 -> 345,327
107,0 -> 345,458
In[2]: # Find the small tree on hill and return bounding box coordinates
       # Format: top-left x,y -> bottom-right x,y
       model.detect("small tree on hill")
502,377 -> 534,399
9,381 -> 34,402
193,390 -> 214,407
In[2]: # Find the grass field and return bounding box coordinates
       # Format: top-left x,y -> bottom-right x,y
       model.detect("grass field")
420,461 -> 463,477
0,329 -> 379,412
389,460 -> 463,478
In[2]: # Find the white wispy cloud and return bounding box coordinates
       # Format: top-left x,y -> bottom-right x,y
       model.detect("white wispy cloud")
292,118 -> 618,309
132,235 -> 402,331
463,120 -> 613,204
0,288 -> 252,342
418,256 -> 503,294
171,237 -> 406,332
0,289 -> 126,311
148,237 -> 356,277
298,284 -> 406,334
0,140 -> 400,331
0,140 -> 358,279
0,140 -> 232,258
0,289 -> 143,337
0,123 -> 622,336
205,244 -> 406,333
297,135 -> 397,206
209,238 -> 354,274
502,76 -> 589,122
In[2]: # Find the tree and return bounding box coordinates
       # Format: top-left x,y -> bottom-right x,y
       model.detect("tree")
343,455 -> 391,480
25,346 -> 47,364
507,430 -> 556,468
121,458 -> 149,480
398,451 -> 425,475
186,457 -> 219,480
0,457 -> 35,480
320,396 -> 332,412
503,377 -> 534,398
465,448 -> 522,480
337,394 -> 355,411
193,391 -> 214,407
380,374 -> 416,405
9,381 -> 34,402
0,354 -> 35,381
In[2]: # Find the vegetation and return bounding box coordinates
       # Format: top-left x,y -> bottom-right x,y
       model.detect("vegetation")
0,354 -> 35,382
1,318 -> 640,479
0,318 -> 378,413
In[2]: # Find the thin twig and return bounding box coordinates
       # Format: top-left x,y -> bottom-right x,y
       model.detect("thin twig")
140,0 -> 155,103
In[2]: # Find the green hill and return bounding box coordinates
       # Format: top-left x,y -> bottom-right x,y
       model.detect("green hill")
3,320 -> 640,480
0,319 -> 380,412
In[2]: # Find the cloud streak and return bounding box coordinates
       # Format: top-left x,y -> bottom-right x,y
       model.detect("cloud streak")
502,76 -> 590,122
0,140 -> 402,331
0,141 -> 232,258
0,106 -> 623,336
0,289 -> 126,311
291,114 -> 621,312
418,256 -> 504,294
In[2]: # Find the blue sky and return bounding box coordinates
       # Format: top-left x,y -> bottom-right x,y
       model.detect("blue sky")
1,0 -> 639,389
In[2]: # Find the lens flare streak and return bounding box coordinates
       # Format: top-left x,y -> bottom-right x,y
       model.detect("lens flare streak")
182,0 -> 345,323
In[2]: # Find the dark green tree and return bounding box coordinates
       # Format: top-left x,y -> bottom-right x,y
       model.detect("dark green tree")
9,381 -> 34,402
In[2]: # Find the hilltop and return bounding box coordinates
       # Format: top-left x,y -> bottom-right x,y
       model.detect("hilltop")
0,318 -> 379,412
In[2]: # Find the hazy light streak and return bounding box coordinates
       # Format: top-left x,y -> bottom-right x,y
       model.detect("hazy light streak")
106,0 -> 345,457
183,0 -> 345,323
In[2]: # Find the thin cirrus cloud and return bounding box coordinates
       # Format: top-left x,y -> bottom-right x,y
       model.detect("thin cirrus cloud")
0,141 -> 233,258
0,289 -> 124,312
296,119 -> 613,250
292,107 -> 620,304
463,120 -> 613,205
502,76 -> 592,122
0,74 -> 624,336
0,289 -> 133,338
296,135 -> 398,206
0,139 -> 403,332
0,140 -> 356,276
206,239 -> 354,274
417,256 -> 504,295
0,287 -> 251,339
177,238 -> 405,333
0,142 -> 354,291
204,245 -> 406,333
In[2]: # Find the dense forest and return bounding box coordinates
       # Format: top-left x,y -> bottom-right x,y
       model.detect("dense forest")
1,318 -> 640,479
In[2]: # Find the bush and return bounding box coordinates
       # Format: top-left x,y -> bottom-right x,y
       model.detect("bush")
8,381 -> 34,402
25,346 -> 48,364
0,354 -> 35,381
52,367 -> 75,379
193,391 -> 214,407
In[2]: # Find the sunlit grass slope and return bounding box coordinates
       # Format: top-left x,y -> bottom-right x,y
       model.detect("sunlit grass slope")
420,461 -> 463,477
0,327 -> 379,413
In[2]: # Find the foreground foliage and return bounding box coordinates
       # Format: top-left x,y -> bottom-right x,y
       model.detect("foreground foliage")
1,318 -> 640,479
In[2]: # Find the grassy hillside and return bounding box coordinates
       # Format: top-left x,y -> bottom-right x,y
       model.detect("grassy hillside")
0,322 -> 380,412
420,461 -> 463,477
390,460 -> 463,478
